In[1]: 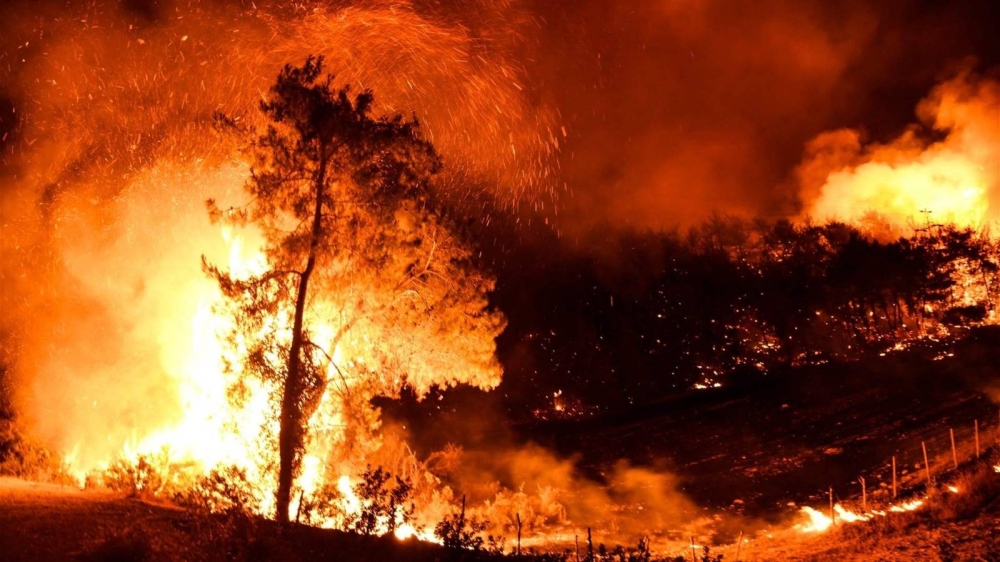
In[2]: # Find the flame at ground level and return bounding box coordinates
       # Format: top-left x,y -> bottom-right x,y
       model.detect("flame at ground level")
797,498 -> 926,533
10,161 -> 429,533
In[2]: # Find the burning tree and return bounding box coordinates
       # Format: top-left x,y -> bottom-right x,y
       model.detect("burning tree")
205,56 -> 505,523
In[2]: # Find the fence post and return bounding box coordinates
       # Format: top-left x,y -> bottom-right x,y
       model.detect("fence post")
975,420 -> 980,459
950,428 -> 958,469
516,513 -> 521,556
892,456 -> 897,499
829,487 -> 835,526
860,476 -> 867,512
922,441 -> 932,486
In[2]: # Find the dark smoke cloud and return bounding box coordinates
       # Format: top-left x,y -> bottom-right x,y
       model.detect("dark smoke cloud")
522,0 -> 1000,234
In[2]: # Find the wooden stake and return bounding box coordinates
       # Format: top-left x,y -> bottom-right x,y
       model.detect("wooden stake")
950,428 -> 958,469
587,527 -> 593,562
860,477 -> 867,512
295,489 -> 305,524
516,513 -> 521,556
922,441 -> 932,486
575,535 -> 579,562
734,530 -> 744,562
892,456 -> 897,499
690,537 -> 697,562
829,487 -> 835,526
975,420 -> 980,459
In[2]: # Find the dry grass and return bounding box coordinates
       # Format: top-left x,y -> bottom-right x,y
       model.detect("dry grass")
748,449 -> 1000,561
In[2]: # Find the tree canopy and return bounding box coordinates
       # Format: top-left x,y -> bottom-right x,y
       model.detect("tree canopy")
206,56 -> 505,522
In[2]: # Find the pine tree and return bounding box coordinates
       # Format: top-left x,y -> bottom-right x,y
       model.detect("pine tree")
206,56 -> 504,523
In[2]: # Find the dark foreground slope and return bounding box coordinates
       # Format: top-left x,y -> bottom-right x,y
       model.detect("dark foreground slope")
530,326 -> 1000,522
3,462 -> 999,562
0,478 -> 511,562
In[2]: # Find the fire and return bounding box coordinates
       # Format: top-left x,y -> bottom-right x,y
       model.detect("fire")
25,160 -> 342,524
50,188 -> 285,495
47,190 -> 448,541
796,497 -> 925,533
799,71 -> 999,232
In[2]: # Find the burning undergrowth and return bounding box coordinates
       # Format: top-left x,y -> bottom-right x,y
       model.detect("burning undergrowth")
780,448 -> 1000,559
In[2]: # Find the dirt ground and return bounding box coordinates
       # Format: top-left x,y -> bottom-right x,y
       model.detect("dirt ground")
0,478 -> 173,561
0,478 -> 497,562
743,511 -> 1000,561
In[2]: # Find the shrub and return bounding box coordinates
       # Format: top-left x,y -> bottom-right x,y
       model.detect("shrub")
0,419 -> 70,481
174,465 -> 260,515
435,495 -> 489,551
104,453 -> 170,497
344,465 -> 415,536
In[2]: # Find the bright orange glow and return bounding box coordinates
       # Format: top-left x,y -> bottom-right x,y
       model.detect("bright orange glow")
801,72 -> 999,231
796,497 -> 925,534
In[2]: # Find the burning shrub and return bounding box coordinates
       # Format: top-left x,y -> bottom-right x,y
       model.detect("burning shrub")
175,465 -> 261,516
0,379 -> 75,482
171,467 -> 271,562
0,418 -> 58,479
435,496 -> 490,551
345,465 -> 415,536
299,464 -> 417,535
927,457 -> 1000,521
103,452 -> 174,497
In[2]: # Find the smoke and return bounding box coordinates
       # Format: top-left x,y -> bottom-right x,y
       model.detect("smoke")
522,0 -> 999,234
379,391 -> 707,549
411,437 -> 708,550
472,445 -> 700,540
797,69 -> 1000,230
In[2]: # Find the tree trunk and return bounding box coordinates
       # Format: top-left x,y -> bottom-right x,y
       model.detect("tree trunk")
276,151 -> 328,524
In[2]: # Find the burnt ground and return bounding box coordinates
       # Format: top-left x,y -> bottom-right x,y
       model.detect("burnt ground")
526,326 -> 1000,526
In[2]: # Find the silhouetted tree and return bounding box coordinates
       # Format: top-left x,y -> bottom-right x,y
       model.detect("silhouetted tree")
206,56 -> 504,523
